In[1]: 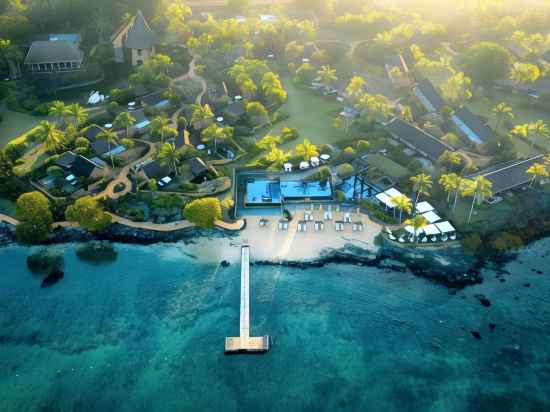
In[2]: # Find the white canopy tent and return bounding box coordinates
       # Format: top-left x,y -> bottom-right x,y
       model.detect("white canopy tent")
404,225 -> 423,236
375,192 -> 395,209
422,210 -> 441,223
435,221 -> 456,234
423,224 -> 441,236
416,201 -> 434,214
299,161 -> 310,170
310,156 -> 320,167
384,187 -> 404,198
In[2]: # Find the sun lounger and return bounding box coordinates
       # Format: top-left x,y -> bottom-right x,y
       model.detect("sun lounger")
450,234 -> 457,240
389,234 -> 397,241
314,221 -> 324,232
398,237 -> 405,243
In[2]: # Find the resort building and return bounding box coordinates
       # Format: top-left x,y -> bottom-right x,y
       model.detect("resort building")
469,155 -> 545,195
111,10 -> 156,66
139,90 -> 170,110
189,157 -> 210,183
138,159 -> 175,187
385,118 -> 453,160
24,40 -> 84,74
451,107 -> 495,145
412,79 -> 446,113
223,101 -> 246,124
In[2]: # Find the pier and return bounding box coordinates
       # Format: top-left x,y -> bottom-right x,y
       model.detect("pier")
225,245 -> 270,354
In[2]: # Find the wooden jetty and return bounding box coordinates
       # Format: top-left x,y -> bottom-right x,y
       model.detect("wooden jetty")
225,245 -> 270,354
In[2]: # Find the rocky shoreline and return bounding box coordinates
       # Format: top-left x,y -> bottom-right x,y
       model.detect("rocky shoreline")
0,222 -> 483,288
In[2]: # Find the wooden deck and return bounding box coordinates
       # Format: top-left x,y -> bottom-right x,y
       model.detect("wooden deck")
225,245 -> 270,354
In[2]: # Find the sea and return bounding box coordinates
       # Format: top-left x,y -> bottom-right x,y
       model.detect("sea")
0,239 -> 549,412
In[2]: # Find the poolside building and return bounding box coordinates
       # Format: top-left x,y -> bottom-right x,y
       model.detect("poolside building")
413,79 -> 446,113
70,155 -> 104,180
385,118 -> 453,160
24,40 -> 84,74
243,175 -> 333,207
469,154 -> 545,195
452,107 -> 495,145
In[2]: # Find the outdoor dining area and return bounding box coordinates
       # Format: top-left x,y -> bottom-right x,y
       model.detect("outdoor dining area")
376,187 -> 458,245
260,204 -> 364,234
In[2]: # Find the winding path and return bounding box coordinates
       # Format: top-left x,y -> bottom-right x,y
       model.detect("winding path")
172,51 -> 207,105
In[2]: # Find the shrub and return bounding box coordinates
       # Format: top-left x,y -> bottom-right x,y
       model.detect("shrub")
181,181 -> 197,192
337,163 -> 355,178
76,242 -> 118,263
65,196 -> 112,232
15,192 -> 53,244
183,197 -> 222,228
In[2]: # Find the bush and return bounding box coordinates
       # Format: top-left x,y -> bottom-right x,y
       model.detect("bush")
15,192 -> 53,244
272,108 -> 289,123
181,181 -> 197,192
490,232 -> 523,252
183,197 -> 222,228
462,234 -> 483,253
337,163 -> 355,178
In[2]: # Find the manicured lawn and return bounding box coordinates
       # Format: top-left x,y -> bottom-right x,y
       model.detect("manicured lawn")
254,74 -> 347,148
451,194 -> 520,234
467,91 -> 550,154
367,153 -> 409,179
13,145 -> 48,176
0,108 -> 41,147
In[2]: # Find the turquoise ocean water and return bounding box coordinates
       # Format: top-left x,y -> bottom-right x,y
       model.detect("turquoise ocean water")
0,240 -> 549,412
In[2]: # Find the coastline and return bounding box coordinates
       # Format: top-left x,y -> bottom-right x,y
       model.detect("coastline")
0,214 -> 483,287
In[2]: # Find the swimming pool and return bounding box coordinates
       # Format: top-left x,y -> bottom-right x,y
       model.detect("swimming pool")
246,180 -> 281,205
280,180 -> 332,199
245,178 -> 332,205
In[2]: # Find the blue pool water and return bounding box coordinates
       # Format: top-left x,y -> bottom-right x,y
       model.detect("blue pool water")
0,241 -> 549,411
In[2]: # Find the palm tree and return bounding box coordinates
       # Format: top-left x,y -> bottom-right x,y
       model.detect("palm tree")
97,129 -> 119,168
114,112 -> 136,138
462,176 -> 493,224
544,153 -> 550,166
511,123 -> 533,148
48,101 -> 67,126
149,116 -> 171,143
159,142 -> 181,176
391,194 -> 412,224
0,39 -> 23,79
530,120 -> 549,149
266,147 -> 290,170
439,173 -> 468,212
345,76 -> 366,101
201,124 -> 232,154
37,121 -> 66,153
316,65 -> 338,92
526,162 -> 549,187
190,103 -> 214,130
295,138 -> 319,161
65,103 -> 87,129
492,102 -> 514,133
403,215 -> 429,243
410,173 -> 433,213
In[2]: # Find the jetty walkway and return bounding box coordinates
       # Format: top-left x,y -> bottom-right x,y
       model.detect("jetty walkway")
225,245 -> 270,354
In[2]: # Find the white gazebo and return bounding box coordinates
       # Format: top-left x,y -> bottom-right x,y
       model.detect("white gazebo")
404,225 -> 423,237
384,187 -> 404,198
423,224 -> 440,236
375,192 -> 396,209
435,221 -> 456,234
283,163 -> 292,172
320,154 -> 330,163
299,161 -> 310,170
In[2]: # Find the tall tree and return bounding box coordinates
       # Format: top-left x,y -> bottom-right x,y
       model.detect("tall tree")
403,215 -> 429,244
97,129 -> 118,168
114,112 -> 136,138
36,121 -> 65,153
492,102 -> 514,133
316,65 -> 338,92
509,62 -> 541,85
65,103 -> 87,129
391,194 -> 412,224
190,103 -> 214,130
462,176 -> 493,224
159,142 -> 181,176
526,163 -> 549,187
410,173 -> 433,212
48,101 -> 67,126
295,138 -> 319,161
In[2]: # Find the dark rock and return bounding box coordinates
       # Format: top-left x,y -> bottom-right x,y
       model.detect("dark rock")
220,260 -> 230,267
41,269 -> 64,288
489,323 -> 496,331
474,294 -> 491,307
76,241 -> 117,264
27,249 -> 64,274
523,283 -> 531,287
470,331 -> 483,340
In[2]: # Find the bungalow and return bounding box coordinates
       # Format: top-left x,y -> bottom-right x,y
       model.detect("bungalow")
139,90 -> 170,110
24,40 -> 84,74
48,34 -> 81,44
413,79 -> 446,113
470,155 -> 544,195
385,54 -> 412,86
91,140 -> 111,157
70,155 -> 104,181
385,117 -> 453,160
452,107 -> 495,145
223,101 -> 246,124
56,151 -> 77,170
130,109 -> 151,135
189,157 -> 210,183
139,158 -> 175,187
83,125 -> 104,141
495,77 -> 550,99
111,10 -> 157,66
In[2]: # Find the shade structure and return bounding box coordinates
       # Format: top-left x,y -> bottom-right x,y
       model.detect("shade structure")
375,192 -> 395,208
423,224 -> 440,236
404,225 -> 423,236
320,154 -> 330,161
384,187 -> 404,198
435,221 -> 456,233
416,201 -> 434,214
299,161 -> 310,170
310,156 -> 320,167
422,210 -> 441,223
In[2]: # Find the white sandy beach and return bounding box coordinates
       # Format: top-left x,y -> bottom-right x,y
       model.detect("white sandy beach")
181,210 -> 383,263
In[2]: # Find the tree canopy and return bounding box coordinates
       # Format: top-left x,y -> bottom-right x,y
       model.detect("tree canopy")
183,197 -> 222,229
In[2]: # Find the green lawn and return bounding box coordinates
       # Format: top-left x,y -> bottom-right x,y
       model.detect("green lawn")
254,74 -> 347,149
367,153 -> 409,179
467,91 -> 550,154
451,195 -> 520,234
0,108 -> 41,147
